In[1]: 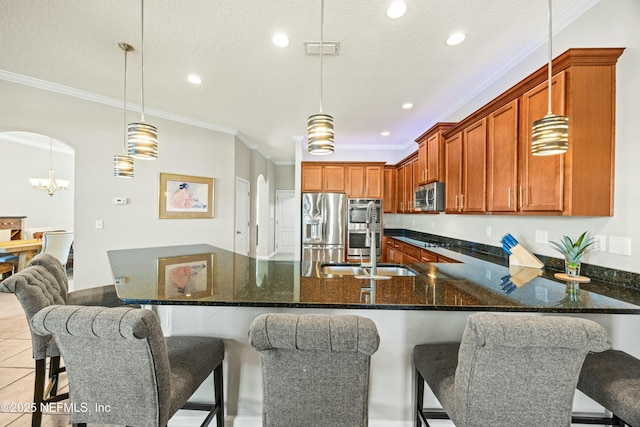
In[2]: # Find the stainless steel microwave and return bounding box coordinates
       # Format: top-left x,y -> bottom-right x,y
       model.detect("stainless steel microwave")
415,182 -> 445,211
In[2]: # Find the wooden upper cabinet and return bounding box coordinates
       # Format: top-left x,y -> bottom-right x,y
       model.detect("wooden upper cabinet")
487,99 -> 519,212
383,167 -> 396,213
445,132 -> 463,213
520,73 -> 565,212
404,158 -> 415,212
417,141 -> 428,185
301,164 -> 324,192
426,133 -> 442,183
324,165 -> 346,192
462,118 -> 487,213
346,164 -> 383,198
301,162 -> 385,198
415,123 -> 455,185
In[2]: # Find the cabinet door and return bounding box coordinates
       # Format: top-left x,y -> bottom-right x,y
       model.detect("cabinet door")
462,118 -> 487,213
301,164 -> 324,192
520,72 -> 565,212
426,133 -> 443,183
365,165 -> 383,198
395,165 -> 405,212
445,132 -> 463,212
487,99 -> 519,212
324,165 -> 346,192
404,160 -> 414,212
346,165 -> 364,197
383,167 -> 396,213
417,141 -> 428,185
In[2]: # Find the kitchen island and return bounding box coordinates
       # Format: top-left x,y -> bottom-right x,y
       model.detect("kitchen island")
107,243 -> 640,425
109,243 -> 640,313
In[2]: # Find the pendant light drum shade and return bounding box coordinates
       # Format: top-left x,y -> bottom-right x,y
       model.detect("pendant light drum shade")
127,122 -> 158,159
113,154 -> 134,177
531,0 -> 568,156
531,113 -> 568,155
307,113 -> 334,155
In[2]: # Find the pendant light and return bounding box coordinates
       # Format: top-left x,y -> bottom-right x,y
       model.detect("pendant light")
128,0 -> 158,159
29,138 -> 70,196
114,42 -> 134,178
531,0 -> 568,156
307,0 -> 334,155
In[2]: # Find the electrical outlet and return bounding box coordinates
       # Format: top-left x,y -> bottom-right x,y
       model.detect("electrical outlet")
485,269 -> 492,280
535,230 -> 548,244
609,236 -> 631,256
114,277 -> 126,285
95,220 -> 104,229
485,226 -> 492,237
594,234 -> 606,251
114,197 -> 128,205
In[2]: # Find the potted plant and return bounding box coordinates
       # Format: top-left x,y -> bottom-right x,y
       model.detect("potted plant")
549,231 -> 596,277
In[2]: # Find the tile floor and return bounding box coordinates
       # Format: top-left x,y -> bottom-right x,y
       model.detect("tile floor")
0,291 -> 70,426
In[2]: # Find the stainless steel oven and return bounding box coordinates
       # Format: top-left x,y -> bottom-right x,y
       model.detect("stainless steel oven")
347,198 -> 382,261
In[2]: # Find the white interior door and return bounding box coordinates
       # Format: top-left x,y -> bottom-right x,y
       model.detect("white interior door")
235,178 -> 250,255
275,190 -> 296,254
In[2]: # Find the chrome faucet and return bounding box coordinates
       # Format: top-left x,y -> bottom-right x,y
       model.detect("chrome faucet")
365,200 -> 377,275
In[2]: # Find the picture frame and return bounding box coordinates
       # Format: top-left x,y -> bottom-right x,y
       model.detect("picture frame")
159,173 -> 214,219
158,253 -> 214,299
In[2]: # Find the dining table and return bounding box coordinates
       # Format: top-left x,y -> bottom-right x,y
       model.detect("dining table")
0,239 -> 42,272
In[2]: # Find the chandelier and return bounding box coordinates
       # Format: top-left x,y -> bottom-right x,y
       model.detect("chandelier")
29,138 -> 70,196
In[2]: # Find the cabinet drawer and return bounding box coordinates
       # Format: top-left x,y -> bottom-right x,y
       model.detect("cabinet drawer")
402,243 -> 420,260
0,218 -> 21,230
420,249 -> 437,263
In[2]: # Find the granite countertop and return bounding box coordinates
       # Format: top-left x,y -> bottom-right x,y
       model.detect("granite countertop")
108,243 -> 640,313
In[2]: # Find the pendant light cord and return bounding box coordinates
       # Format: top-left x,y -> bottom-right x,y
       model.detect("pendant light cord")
123,47 -> 128,152
319,0 -> 325,113
49,138 -> 53,171
546,0 -> 553,115
140,0 -> 146,122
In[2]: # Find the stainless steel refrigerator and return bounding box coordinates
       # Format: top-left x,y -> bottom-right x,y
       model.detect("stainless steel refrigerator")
301,192 -> 346,264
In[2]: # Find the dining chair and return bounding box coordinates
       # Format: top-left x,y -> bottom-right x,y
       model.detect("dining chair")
40,231 -> 73,270
0,254 -> 135,427
32,304 -> 225,427
248,313 -> 380,427
413,313 -> 610,427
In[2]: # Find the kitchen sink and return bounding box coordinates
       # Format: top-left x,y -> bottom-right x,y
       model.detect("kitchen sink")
320,265 -> 367,276
366,266 -> 417,277
320,264 -> 416,278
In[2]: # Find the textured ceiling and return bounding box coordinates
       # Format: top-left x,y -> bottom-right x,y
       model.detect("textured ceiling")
0,0 -> 600,163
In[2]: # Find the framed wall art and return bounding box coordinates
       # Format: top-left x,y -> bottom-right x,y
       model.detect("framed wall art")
158,253 -> 214,299
159,173 -> 214,219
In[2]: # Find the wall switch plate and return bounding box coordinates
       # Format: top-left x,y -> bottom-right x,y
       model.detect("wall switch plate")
114,197 -> 128,205
594,234 -> 606,251
114,277 -> 126,285
609,236 -> 632,256
95,220 -> 103,229
535,230 -> 548,244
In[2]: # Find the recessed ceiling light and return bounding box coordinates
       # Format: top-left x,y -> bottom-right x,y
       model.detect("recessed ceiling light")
386,1 -> 407,19
187,74 -> 202,85
381,131 -> 390,136
272,33 -> 290,47
446,32 -> 466,46
402,102 -> 413,109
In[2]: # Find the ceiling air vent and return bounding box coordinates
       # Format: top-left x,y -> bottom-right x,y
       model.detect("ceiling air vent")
304,42 -> 340,56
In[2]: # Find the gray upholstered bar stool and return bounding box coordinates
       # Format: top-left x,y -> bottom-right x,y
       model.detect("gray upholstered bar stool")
32,305 -> 225,427
413,313 -> 610,427
248,313 -> 380,427
0,254 -> 136,427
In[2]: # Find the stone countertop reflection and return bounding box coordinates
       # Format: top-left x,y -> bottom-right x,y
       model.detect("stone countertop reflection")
108,244 -> 640,313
